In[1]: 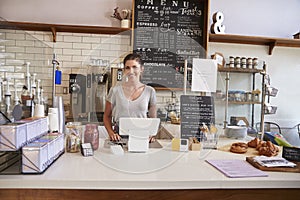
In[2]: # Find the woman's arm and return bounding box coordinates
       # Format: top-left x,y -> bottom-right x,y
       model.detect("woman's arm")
148,87 -> 157,118
103,100 -> 120,141
148,91 -> 157,142
148,103 -> 157,118
148,101 -> 157,143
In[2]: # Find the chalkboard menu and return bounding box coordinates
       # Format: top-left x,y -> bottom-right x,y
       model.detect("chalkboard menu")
180,95 -> 215,139
133,0 -> 209,89
283,146 -> 300,162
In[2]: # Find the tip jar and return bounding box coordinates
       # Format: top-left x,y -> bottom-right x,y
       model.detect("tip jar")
84,124 -> 99,150
65,122 -> 84,153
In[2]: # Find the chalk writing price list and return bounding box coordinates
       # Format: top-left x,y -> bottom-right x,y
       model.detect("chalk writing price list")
180,95 -> 215,139
134,0 -> 208,88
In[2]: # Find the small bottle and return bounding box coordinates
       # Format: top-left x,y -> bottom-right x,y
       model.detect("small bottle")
84,124 -> 99,150
55,66 -> 62,85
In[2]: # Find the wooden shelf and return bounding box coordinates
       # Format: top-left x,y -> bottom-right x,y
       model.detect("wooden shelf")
229,101 -> 261,105
218,67 -> 265,74
1,21 -> 300,54
215,100 -> 261,105
209,33 -> 300,55
0,21 -> 131,42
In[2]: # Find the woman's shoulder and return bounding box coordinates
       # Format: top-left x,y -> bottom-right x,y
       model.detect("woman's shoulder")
144,85 -> 156,93
145,84 -> 155,91
110,84 -> 122,92
107,85 -> 122,98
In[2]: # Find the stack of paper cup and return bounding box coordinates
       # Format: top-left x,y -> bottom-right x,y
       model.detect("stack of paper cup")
48,107 -> 59,132
34,104 -> 45,117
53,96 -> 65,133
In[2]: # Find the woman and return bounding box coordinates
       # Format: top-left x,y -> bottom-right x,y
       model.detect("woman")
103,53 -> 157,141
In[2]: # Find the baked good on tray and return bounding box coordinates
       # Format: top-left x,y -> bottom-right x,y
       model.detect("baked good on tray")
247,137 -> 260,148
247,138 -> 280,157
230,142 -> 248,154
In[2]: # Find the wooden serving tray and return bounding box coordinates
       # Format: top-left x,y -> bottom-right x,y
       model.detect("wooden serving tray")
246,157 -> 300,173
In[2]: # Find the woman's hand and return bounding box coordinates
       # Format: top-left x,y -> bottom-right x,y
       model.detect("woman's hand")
109,133 -> 121,141
149,136 -> 156,143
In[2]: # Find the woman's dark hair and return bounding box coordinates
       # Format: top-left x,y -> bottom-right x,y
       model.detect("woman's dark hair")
123,53 -> 143,66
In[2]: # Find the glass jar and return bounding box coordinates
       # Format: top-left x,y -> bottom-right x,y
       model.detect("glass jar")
247,57 -> 253,68
253,58 -> 258,68
229,56 -> 235,68
84,124 -> 99,150
241,57 -> 247,68
65,122 -> 83,153
234,57 -> 241,68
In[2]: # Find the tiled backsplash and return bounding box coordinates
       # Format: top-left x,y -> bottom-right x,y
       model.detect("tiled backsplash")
0,29 -> 175,115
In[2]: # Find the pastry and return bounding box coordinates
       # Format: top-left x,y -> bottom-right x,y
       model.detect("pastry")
257,141 -> 279,157
247,138 -> 261,148
230,142 -> 248,154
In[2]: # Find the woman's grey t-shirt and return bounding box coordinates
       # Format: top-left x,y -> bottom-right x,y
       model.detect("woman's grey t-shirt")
106,84 -> 156,123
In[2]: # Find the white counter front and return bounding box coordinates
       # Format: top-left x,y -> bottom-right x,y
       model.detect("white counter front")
0,137 -> 300,190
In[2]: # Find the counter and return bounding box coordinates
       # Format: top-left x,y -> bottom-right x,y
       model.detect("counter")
0,126 -> 300,200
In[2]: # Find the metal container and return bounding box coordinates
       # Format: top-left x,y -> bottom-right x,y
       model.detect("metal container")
0,123 -> 27,151
22,142 -> 48,173
22,132 -> 64,174
18,119 -> 39,143
224,126 -> 247,139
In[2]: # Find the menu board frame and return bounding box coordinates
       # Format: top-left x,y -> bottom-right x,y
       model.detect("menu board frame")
132,0 -> 209,90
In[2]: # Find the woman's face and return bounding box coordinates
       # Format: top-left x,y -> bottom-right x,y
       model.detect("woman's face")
124,59 -> 143,81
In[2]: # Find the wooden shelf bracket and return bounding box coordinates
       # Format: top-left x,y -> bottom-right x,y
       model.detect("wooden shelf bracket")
268,41 -> 277,55
50,26 -> 57,42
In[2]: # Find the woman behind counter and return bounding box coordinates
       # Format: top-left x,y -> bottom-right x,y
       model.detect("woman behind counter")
103,53 -> 157,141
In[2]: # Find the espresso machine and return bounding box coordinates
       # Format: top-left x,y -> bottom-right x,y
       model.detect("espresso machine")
69,74 -> 86,121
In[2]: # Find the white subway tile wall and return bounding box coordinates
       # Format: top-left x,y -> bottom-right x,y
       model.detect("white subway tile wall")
0,29 -> 178,119
1,29 -> 133,106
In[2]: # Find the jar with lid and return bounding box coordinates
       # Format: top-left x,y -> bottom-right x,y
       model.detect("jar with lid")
229,56 -> 235,68
253,58 -> 258,68
84,124 -> 99,150
247,58 -> 253,68
246,92 -> 253,102
241,57 -> 247,68
234,57 -> 241,68
65,122 -> 83,153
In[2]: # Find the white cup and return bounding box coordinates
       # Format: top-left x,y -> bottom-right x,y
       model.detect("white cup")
34,104 -> 45,117
48,107 -> 59,132
48,113 -> 59,132
48,107 -> 58,114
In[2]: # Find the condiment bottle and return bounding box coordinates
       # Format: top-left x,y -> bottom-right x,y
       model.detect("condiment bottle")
84,124 -> 99,150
